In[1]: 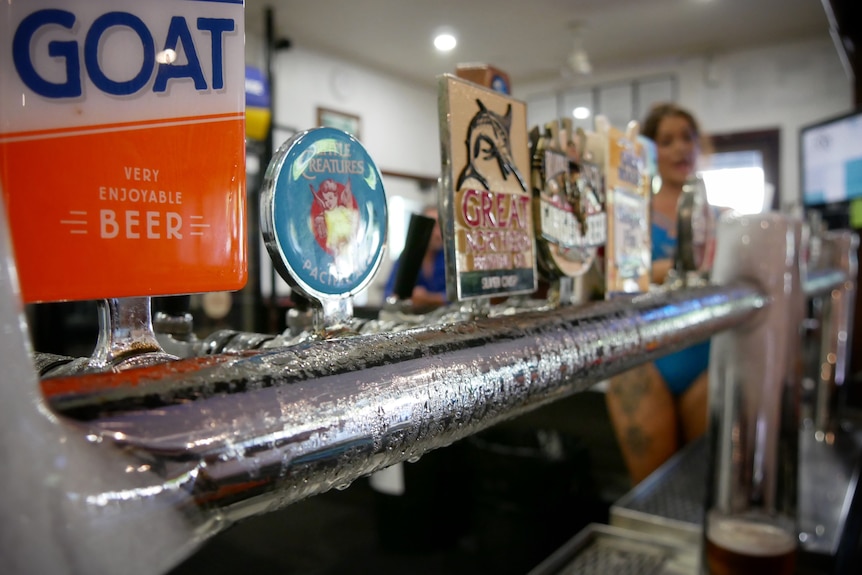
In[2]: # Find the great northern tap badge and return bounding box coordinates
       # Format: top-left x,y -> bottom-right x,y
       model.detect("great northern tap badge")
438,74 -> 537,301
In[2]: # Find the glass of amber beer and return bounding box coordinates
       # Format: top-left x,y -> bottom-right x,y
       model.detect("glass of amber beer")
704,213 -> 804,575
705,511 -> 797,575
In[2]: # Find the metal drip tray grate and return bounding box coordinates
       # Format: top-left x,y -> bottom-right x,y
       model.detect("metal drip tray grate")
610,437 -> 707,545
558,536 -> 668,575
528,523 -> 698,575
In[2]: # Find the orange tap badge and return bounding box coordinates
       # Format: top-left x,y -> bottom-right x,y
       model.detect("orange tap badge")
0,0 -> 247,303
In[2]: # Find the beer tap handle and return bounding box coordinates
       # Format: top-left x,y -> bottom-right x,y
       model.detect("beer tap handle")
260,127 -> 388,341
90,297 -> 177,370
675,176 -> 715,287
392,213 -> 436,302
814,230 -> 859,433
152,295 -> 197,358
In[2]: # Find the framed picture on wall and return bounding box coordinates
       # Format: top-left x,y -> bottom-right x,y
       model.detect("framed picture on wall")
317,107 -> 361,139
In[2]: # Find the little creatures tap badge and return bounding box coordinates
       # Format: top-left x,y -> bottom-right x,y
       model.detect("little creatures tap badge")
438,74 -> 536,301
260,127 -> 387,304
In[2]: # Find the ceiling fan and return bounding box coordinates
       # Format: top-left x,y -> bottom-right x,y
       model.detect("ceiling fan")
562,22 -> 593,78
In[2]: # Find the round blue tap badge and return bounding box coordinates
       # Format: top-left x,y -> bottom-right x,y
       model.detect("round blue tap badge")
261,128 -> 387,299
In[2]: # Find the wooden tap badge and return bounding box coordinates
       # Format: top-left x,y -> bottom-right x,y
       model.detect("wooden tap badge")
438,74 -> 536,301
593,119 -> 651,295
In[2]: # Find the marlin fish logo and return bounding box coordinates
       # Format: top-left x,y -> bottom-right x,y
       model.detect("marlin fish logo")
456,99 -> 527,192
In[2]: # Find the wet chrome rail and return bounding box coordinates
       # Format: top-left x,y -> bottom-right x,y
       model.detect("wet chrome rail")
45,284 -> 765,519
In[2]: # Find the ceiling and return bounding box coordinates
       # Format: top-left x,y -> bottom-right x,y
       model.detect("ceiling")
245,0 -> 833,89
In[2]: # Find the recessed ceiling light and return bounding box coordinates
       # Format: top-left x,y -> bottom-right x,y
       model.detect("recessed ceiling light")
434,33 -> 457,52
156,49 -> 177,65
573,107 -> 591,120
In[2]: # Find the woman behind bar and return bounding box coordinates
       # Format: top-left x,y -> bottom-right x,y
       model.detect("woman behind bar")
605,103 -> 711,484
384,205 -> 447,307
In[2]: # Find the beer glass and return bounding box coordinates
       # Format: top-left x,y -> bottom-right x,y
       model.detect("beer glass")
704,213 -> 804,575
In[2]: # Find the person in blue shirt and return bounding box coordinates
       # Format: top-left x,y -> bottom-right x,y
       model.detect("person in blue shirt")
605,103 -> 711,484
384,206 -> 447,307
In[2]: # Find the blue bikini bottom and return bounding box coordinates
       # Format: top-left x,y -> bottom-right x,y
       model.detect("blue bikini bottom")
654,340 -> 711,396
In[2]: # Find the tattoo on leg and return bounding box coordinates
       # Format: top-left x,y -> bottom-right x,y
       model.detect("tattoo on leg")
609,368 -> 652,417
624,425 -> 651,457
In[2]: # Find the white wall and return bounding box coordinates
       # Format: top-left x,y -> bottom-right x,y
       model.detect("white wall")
519,36 -> 854,211
268,46 -> 440,176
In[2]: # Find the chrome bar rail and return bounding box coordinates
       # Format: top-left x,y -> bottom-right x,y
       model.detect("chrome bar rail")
41,284 -> 765,523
